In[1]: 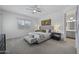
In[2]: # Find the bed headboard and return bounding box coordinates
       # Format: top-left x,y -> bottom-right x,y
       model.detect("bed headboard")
40,25 -> 52,30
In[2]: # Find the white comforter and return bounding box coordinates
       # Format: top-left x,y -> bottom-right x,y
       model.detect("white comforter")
24,32 -> 51,44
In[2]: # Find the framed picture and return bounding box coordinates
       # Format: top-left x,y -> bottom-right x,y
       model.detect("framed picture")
41,19 -> 51,25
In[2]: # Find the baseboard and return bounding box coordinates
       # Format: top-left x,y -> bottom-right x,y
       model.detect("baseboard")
0,51 -> 6,54
7,35 -> 26,40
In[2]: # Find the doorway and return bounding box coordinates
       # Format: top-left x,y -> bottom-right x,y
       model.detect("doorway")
64,6 -> 77,53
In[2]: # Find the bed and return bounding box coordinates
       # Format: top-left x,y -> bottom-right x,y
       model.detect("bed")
24,19 -> 52,44
24,32 -> 51,44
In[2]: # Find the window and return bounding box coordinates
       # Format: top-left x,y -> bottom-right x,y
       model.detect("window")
18,19 -> 32,29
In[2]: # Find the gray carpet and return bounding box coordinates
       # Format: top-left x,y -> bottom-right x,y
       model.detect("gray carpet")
6,38 -> 76,54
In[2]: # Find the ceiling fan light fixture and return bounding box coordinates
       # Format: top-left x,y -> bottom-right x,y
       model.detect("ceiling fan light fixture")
33,9 -> 37,13
26,5 -> 41,14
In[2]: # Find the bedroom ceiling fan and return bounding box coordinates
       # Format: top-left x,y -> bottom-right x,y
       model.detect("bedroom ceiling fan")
25,5 -> 42,14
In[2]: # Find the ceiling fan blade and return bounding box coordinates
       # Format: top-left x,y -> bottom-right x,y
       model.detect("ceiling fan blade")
25,7 -> 33,10
25,5 -> 42,14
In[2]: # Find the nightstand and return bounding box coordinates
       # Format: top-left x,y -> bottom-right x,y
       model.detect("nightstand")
50,32 -> 61,41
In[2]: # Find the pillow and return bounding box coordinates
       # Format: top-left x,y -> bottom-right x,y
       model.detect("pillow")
28,33 -> 34,38
34,34 -> 40,39
38,34 -> 45,39
35,30 -> 46,33
28,33 -> 40,39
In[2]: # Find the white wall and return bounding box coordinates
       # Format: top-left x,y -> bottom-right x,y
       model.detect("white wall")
2,11 -> 39,39
0,12 -> 1,34
38,6 -> 76,40
0,10 -> 3,34
2,6 -> 75,40
2,10 -> 65,39
51,12 -> 65,39
39,11 -> 65,39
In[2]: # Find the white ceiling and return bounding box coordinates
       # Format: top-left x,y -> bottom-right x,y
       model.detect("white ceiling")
1,5 -> 76,18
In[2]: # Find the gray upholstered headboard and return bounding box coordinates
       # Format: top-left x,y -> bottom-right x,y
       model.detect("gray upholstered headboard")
39,25 -> 53,33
